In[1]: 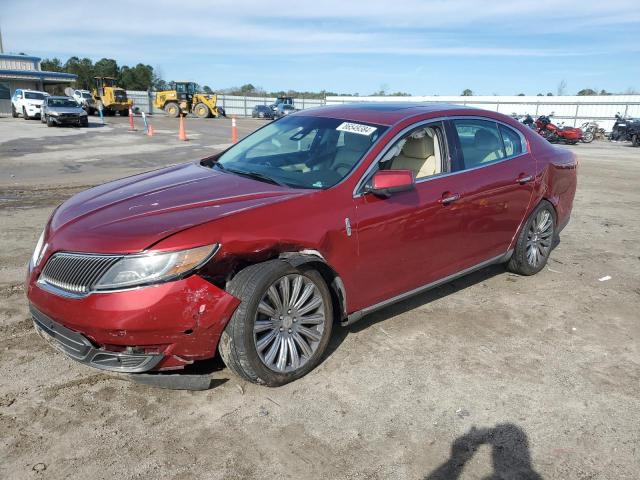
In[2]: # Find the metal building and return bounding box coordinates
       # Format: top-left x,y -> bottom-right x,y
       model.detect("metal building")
0,53 -> 77,115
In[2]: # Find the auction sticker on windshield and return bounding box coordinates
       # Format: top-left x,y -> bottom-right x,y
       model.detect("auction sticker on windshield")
336,122 -> 377,136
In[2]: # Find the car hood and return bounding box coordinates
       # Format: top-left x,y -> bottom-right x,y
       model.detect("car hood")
48,107 -> 84,114
25,99 -> 44,106
47,162 -> 308,254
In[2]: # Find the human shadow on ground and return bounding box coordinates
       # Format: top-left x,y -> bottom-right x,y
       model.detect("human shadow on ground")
425,423 -> 543,480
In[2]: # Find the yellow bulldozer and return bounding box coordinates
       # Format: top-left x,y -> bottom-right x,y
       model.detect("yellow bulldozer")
154,81 -> 225,118
92,77 -> 133,116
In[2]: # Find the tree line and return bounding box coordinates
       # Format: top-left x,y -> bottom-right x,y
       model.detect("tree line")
39,56 -> 634,97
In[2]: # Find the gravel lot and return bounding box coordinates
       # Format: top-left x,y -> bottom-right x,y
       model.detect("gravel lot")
1,114 -> 638,479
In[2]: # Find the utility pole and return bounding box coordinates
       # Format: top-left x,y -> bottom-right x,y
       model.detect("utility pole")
0,26 -> 4,53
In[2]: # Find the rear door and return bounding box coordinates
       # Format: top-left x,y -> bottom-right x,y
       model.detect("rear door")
447,118 -> 537,268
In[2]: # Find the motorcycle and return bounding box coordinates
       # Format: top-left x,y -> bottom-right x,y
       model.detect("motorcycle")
535,115 -> 583,145
579,121 -> 603,143
610,113 -> 640,142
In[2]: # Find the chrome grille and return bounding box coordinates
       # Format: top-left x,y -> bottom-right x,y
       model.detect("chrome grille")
39,253 -> 122,294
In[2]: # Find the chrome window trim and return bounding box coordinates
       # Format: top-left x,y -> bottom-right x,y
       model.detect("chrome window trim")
353,115 -> 530,198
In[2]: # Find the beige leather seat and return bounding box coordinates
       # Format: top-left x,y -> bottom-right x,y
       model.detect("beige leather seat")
391,128 -> 441,178
331,132 -> 372,174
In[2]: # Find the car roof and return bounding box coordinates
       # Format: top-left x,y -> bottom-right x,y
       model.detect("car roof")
298,102 -> 488,126
48,96 -> 75,100
20,89 -> 47,93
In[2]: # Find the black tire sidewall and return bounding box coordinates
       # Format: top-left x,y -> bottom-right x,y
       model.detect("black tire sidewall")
508,201 -> 557,276
224,261 -> 333,386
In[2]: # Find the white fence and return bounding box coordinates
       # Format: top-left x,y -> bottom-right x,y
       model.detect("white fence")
326,95 -> 640,132
125,91 -> 325,117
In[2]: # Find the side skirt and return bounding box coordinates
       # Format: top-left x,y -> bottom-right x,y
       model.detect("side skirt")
342,250 -> 513,326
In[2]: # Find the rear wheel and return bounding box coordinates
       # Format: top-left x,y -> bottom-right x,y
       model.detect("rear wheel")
219,260 -> 333,386
582,131 -> 594,143
193,103 -> 210,118
632,134 -> 639,147
164,102 -> 180,117
508,201 -> 556,276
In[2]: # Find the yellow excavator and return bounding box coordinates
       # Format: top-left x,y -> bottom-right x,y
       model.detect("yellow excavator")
92,77 -> 133,116
154,81 -> 225,118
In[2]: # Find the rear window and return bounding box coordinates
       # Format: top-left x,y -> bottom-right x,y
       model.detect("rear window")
453,119 -> 505,170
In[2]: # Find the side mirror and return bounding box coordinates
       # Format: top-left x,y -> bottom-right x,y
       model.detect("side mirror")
365,170 -> 415,198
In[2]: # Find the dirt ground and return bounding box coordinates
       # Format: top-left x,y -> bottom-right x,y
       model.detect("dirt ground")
0,114 -> 638,480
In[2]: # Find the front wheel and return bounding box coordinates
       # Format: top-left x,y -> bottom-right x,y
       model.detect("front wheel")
632,134 -> 639,147
164,102 -> 180,117
11,104 -> 18,118
193,103 -> 210,118
582,131 -> 594,143
508,201 -> 556,276
219,260 -> 333,386
23,107 -> 29,120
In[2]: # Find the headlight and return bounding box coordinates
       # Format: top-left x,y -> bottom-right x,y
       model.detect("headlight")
94,244 -> 218,290
49,111 -> 59,116
30,230 -> 46,270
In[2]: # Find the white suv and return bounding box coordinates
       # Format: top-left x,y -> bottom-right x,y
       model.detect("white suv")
11,89 -> 48,120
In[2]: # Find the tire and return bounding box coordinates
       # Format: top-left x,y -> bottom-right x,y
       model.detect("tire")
41,113 -> 46,124
46,116 -> 55,127
582,131 -> 594,143
219,260 -> 334,386
23,107 -> 29,120
164,102 -> 180,117
193,103 -> 210,118
80,118 -> 89,128
632,134 -> 639,147
507,201 -> 557,276
11,104 -> 18,118
119,109 -> 128,116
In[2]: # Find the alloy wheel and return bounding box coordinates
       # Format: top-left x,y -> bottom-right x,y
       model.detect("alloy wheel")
526,209 -> 554,267
253,274 -> 327,373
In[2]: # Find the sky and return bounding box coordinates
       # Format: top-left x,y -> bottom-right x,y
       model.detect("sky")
1,0 -> 639,96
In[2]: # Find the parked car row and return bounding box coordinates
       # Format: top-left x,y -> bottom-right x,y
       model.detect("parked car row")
10,89 -> 89,127
251,97 -> 299,120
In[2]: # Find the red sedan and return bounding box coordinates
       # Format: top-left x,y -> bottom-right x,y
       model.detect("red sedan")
26,103 -> 577,386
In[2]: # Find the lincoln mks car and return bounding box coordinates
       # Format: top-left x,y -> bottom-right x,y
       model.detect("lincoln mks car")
26,103 -> 577,386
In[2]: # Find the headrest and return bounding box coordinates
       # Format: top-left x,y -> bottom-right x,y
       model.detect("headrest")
401,128 -> 436,159
474,129 -> 500,150
343,132 -> 372,151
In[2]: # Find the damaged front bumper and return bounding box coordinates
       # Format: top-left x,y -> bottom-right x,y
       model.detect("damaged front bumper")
27,275 -> 240,372
32,306 -> 164,373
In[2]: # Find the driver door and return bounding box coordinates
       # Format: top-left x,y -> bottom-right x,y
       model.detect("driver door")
349,121 -> 468,312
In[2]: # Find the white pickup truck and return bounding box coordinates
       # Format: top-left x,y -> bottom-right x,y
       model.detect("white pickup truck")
11,89 -> 48,119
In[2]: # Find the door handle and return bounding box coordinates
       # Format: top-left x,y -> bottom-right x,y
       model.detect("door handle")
516,174 -> 534,184
439,193 -> 460,205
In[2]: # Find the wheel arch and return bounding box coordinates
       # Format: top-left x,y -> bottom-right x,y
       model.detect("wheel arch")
278,252 -> 348,323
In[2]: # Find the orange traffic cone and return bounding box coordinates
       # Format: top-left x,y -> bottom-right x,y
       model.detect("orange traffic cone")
147,124 -> 154,137
231,115 -> 237,144
128,106 -> 135,131
178,114 -> 187,141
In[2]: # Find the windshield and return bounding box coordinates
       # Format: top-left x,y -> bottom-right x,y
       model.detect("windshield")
211,116 -> 387,189
25,92 -> 45,100
48,98 -> 79,108
81,92 -> 92,99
